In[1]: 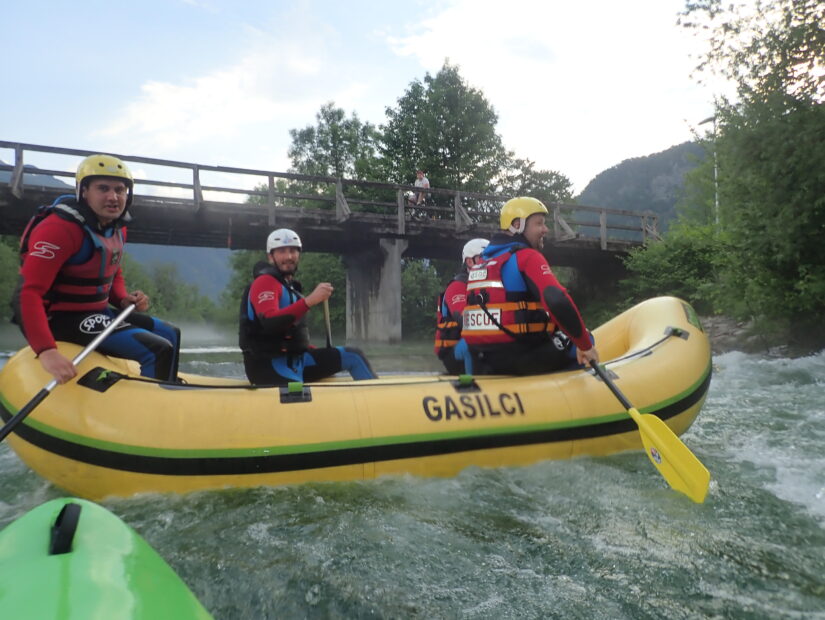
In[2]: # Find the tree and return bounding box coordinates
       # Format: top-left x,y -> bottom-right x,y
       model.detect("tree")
711,100 -> 825,319
287,102 -> 384,210
680,0 -> 824,106
500,157 -> 574,206
380,62 -> 511,196
289,102 -> 382,180
0,237 -> 19,321
668,0 -> 825,322
401,259 -> 442,339
120,257 -> 217,322
291,252 -> 346,341
621,223 -> 724,315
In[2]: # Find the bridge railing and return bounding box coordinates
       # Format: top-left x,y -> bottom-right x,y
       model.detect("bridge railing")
0,140 -> 660,246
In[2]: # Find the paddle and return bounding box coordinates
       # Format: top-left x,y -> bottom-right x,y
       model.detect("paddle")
322,299 -> 333,348
0,304 -> 136,443
589,361 -> 710,503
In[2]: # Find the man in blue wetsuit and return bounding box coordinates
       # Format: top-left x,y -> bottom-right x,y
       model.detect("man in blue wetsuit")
239,228 -> 377,385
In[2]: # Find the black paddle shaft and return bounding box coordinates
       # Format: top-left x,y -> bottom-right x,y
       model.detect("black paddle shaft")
589,361 -> 634,411
0,388 -> 50,442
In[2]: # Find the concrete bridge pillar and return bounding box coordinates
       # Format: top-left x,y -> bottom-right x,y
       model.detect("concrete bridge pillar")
344,238 -> 409,343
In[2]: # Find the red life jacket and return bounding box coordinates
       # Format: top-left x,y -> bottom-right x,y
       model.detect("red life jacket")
44,221 -> 124,312
10,198 -> 128,328
434,272 -> 467,355
461,250 -> 555,347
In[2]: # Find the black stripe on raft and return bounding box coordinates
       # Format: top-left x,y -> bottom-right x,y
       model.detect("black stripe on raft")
0,371 -> 711,477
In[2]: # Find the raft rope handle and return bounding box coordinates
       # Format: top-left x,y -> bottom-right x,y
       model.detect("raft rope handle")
600,326 -> 687,368
110,326 -> 686,390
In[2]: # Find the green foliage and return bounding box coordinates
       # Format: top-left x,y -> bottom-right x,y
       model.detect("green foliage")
376,61 -> 575,226
499,158 -> 574,205
380,61 -> 511,196
120,255 -> 218,322
680,0 -> 824,106
0,237 -> 19,321
221,250 -> 259,317
621,224 -> 723,315
675,0 -> 825,322
675,143 -> 718,227
289,102 -> 381,180
711,98 -> 825,319
401,259 -> 442,339
287,103 -> 386,212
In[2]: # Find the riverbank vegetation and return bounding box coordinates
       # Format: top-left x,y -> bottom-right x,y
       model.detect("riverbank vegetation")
621,0 -> 824,348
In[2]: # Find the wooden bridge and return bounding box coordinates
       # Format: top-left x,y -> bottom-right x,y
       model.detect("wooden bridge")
0,141 -> 659,342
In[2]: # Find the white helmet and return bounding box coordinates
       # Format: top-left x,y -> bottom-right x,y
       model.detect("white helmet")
462,238 -> 489,261
266,228 -> 302,253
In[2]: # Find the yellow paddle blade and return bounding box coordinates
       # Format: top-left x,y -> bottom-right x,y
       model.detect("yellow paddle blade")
626,407 -> 710,503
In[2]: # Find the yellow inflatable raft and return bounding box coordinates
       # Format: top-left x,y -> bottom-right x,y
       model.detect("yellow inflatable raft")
0,297 -> 711,500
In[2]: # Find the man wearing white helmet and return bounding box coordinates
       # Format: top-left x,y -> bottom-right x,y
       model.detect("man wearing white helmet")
434,238 -> 489,374
239,228 -> 377,385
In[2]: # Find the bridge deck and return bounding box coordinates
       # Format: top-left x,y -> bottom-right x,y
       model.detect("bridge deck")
0,140 -> 656,269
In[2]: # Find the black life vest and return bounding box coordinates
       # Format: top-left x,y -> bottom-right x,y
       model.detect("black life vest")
238,262 -> 311,357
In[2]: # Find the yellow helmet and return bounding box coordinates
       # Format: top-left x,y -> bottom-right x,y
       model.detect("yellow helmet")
500,197 -> 548,233
76,154 -> 134,206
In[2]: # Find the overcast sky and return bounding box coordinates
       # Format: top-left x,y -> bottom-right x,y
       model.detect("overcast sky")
2,0 -> 722,194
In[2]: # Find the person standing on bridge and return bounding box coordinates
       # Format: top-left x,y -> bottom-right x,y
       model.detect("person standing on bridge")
460,197 -> 598,375
12,154 -> 181,384
239,228 -> 377,385
435,238 -> 488,374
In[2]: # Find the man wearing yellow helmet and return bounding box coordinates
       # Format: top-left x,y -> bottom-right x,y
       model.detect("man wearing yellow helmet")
13,154 -> 180,384
460,197 -> 598,374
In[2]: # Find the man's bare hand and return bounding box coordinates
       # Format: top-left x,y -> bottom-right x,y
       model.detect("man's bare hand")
577,346 -> 599,366
305,282 -> 334,307
38,348 -> 77,384
123,290 -> 149,312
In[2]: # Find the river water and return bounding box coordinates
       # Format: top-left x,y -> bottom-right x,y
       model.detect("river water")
1,325 -> 823,619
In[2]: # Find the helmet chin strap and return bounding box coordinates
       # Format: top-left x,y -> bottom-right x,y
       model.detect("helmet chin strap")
508,218 -> 526,234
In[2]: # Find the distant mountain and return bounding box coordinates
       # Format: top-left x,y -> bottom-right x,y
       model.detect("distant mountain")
0,160 -> 73,189
127,245 -> 234,301
576,142 -> 706,232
